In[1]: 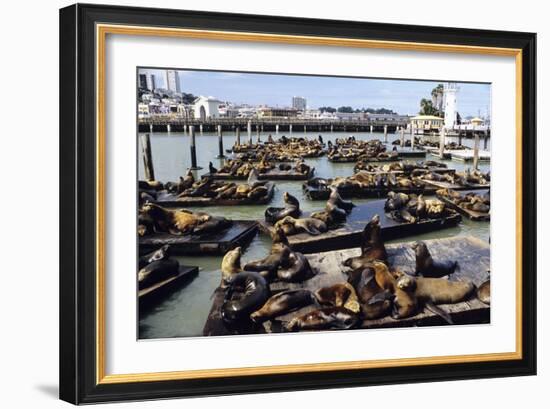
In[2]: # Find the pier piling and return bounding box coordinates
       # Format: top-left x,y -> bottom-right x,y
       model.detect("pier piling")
410,126 -> 415,149
458,132 -> 462,146
199,124 -> 203,135
483,131 -> 488,150
289,124 -> 293,136
247,121 -> 252,144
256,125 -> 261,143
149,123 -> 153,133
217,125 -> 225,158
370,125 -> 373,133
439,127 -> 446,158
400,127 -> 405,147
275,124 -> 279,135
189,126 -> 201,170
384,125 -> 388,143
140,133 -> 155,181
473,132 -> 480,170
236,127 -> 241,146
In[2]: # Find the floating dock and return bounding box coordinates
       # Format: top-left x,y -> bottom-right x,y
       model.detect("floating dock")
422,179 -> 489,191
450,150 -> 491,162
259,199 -> 462,254
155,182 -> 275,207
139,221 -> 259,255
203,168 -> 314,181
203,236 -> 490,336
139,265 -> 199,310
436,189 -> 490,221
303,184 -> 438,200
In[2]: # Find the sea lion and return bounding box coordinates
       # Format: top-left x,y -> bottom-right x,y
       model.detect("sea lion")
347,267 -> 393,319
398,273 -> 475,305
416,194 -> 427,219
328,186 -> 355,213
138,180 -> 163,191
370,261 -> 418,320
192,215 -> 232,235
208,161 -> 218,174
277,251 -> 313,282
244,245 -> 291,280
141,203 -> 211,235
247,168 -> 266,189
221,271 -> 270,324
221,247 -> 242,286
477,279 -> 491,304
265,192 -> 301,223
315,282 -> 361,313
138,258 -> 179,290
412,241 -> 459,277
247,185 -> 269,200
285,307 -> 359,332
138,244 -> 171,269
250,289 -> 315,323
343,214 -> 388,269
274,216 -> 327,236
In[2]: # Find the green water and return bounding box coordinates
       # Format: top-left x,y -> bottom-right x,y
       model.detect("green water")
138,131 -> 490,339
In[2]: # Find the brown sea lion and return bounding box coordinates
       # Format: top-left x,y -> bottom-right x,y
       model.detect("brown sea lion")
221,247 -> 242,286
221,271 -> 270,324
343,214 -> 388,269
371,261 -> 417,320
477,279 -> 491,304
412,241 -> 459,277
285,307 -> 359,332
314,282 -> 361,313
347,267 -> 393,319
274,216 -> 327,236
138,244 -> 171,269
250,289 -> 315,323
277,251 -> 313,282
243,245 -> 291,280
141,203 -> 210,235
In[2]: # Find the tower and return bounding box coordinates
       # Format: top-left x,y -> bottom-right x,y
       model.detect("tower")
165,70 -> 181,93
443,83 -> 458,129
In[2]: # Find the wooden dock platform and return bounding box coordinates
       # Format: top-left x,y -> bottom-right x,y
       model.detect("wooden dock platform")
259,199 -> 462,254
436,189 -> 490,221
203,236 -> 490,336
139,221 -> 259,255
303,184 -> 438,200
203,168 -> 314,181
422,179 -> 489,191
139,265 -> 199,310
155,182 -> 275,207
450,150 -> 491,162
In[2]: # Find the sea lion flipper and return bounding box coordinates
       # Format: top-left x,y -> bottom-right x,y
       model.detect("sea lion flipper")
424,301 -> 453,325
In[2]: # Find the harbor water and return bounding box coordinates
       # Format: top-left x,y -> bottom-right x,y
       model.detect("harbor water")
138,131 -> 490,339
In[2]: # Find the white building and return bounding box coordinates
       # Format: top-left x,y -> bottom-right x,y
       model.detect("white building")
193,96 -> 222,120
443,83 -> 459,129
292,96 -> 307,111
165,70 -> 181,93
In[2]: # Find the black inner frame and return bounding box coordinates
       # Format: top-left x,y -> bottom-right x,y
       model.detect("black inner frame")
60,3 -> 536,404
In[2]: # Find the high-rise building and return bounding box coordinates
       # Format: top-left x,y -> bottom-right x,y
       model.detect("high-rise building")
292,96 -> 307,111
165,70 -> 181,93
138,73 -> 148,90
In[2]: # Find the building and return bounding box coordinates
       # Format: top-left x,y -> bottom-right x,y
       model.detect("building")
292,96 -> 307,111
258,107 -> 298,118
410,115 -> 444,133
165,70 -> 181,93
193,96 -> 222,120
367,113 -> 410,122
138,74 -> 148,90
470,117 -> 484,127
443,83 -> 459,129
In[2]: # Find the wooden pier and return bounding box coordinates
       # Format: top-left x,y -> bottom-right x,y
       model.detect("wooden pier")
259,200 -> 461,254
139,221 -> 259,255
203,168 -> 314,181
155,182 -> 275,207
203,236 -> 490,336
422,179 -> 489,191
139,266 -> 199,310
303,184 -> 438,200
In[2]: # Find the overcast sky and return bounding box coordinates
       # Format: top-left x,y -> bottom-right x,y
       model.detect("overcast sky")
140,68 -> 491,117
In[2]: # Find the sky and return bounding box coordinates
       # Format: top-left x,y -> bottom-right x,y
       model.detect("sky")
140,68 -> 491,117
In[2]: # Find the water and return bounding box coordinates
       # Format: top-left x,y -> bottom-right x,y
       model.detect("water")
138,131 -> 490,339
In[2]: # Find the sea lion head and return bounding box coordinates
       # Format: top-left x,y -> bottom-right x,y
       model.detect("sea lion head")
141,202 -> 166,219
411,241 -> 429,257
271,226 -> 290,246
396,274 -> 417,292
222,246 -> 242,273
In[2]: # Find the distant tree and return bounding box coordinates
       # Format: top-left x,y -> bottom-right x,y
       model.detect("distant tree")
337,106 -> 354,113
431,84 -> 444,112
456,112 -> 462,125
319,106 -> 337,113
419,98 -> 441,116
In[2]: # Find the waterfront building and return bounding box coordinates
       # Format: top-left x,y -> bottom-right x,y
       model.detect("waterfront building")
165,70 -> 181,93
410,115 -> 444,133
259,107 -> 298,118
443,83 -> 459,129
292,96 -> 307,111
334,112 -> 366,121
193,96 -> 222,120
367,113 -> 410,122
138,103 -> 150,119
470,117 -> 484,127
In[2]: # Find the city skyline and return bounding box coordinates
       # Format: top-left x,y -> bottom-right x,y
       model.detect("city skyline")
139,68 -> 491,117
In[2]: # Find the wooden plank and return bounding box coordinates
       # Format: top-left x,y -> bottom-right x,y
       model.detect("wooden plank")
423,179 -> 489,191
203,236 -> 490,335
203,168 -> 314,181
139,266 -> 199,310
303,184 -> 438,200
139,221 -> 259,255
